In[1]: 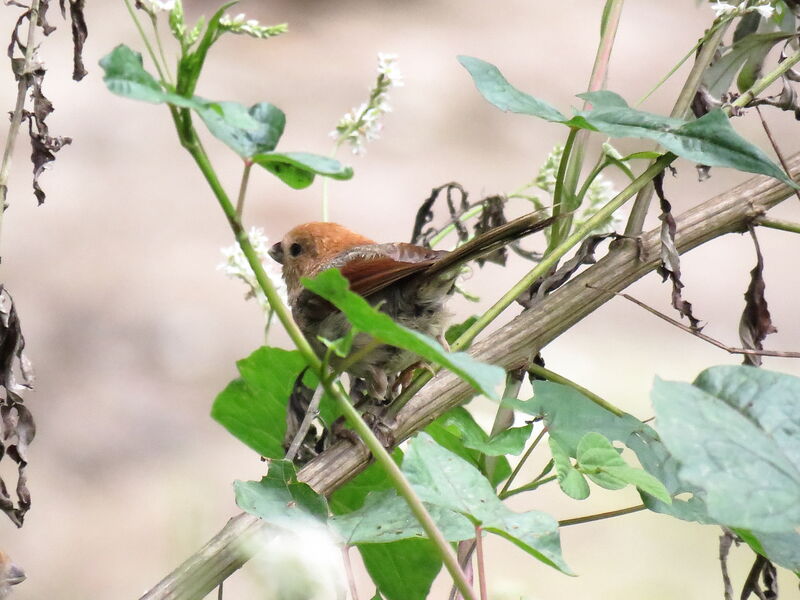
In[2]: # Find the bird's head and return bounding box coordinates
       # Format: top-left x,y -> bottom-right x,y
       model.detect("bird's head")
269,222 -> 375,299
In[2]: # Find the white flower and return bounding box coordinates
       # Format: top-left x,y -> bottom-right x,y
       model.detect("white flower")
218,12 -> 288,39
153,0 -> 175,9
218,228 -> 287,315
710,1 -> 739,16
331,52 -> 404,155
535,145 -> 564,194
753,3 -> 775,17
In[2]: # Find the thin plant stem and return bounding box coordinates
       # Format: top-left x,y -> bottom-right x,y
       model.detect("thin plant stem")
625,19 -> 732,235
236,161 -> 253,218
321,175 -> 331,222
474,526 -> 488,600
428,204 -> 486,247
498,427 -> 547,497
527,363 -> 624,416
558,0 -> 625,250
756,217 -> 800,234
755,106 -> 800,203
559,503 -> 645,527
123,0 -> 169,83
501,475 -> 558,498
151,16 -> 174,85
284,386 -> 324,462
484,369 -> 525,483
342,546 -> 360,600
546,127 -> 579,253
0,0 -> 41,253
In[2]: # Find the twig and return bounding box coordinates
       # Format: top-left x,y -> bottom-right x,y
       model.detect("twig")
0,0 -> 42,252
589,285 -> 800,359
720,530 -> 735,600
284,385 -> 324,462
755,216 -> 800,234
342,546 -> 359,600
558,504 -> 645,527
235,161 -> 253,218
754,106 -> 800,204
498,428 -> 547,498
139,154 -> 800,600
474,526 -> 488,600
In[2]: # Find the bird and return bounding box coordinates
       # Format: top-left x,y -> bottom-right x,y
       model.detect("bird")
268,212 -> 556,400
0,552 -> 25,599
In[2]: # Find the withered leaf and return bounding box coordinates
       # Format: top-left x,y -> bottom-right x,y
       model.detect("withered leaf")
516,232 -> 616,309
59,0 -> 87,81
653,171 -> 703,330
738,228 -> 777,367
473,195 -> 508,266
0,288 -> 35,528
410,182 -> 469,247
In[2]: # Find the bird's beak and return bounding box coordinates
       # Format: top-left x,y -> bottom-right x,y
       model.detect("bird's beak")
5,563 -> 25,586
268,241 -> 284,264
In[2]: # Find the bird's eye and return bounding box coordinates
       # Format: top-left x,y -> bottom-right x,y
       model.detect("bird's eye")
289,242 -> 303,257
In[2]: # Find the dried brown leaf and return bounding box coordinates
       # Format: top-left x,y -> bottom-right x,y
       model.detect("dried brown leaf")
653,171 -> 703,330
0,288 -> 34,527
59,0 -> 87,81
474,195 -> 508,266
410,182 -> 470,247
738,228 -> 777,367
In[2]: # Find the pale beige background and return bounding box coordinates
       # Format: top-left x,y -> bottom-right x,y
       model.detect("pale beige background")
0,1 -> 799,599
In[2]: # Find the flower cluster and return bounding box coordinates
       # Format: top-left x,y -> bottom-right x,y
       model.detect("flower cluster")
709,0 -> 777,19
218,228 -> 287,315
218,13 -> 288,39
331,53 -> 404,155
534,144 -> 622,235
134,0 -> 175,16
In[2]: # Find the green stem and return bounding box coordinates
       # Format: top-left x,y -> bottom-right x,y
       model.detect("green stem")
484,369 -> 525,483
453,153 -> 677,352
527,363 -> 625,417
428,204 -> 486,247
625,19 -> 732,235
151,16 -> 174,85
558,0 -> 625,251
756,217 -> 800,234
475,525 -> 487,600
236,161 -> 253,219
498,428 -> 548,498
546,128 -> 579,253
559,504 -> 645,527
123,0 -> 169,83
334,391 -> 477,600
501,474 -> 557,499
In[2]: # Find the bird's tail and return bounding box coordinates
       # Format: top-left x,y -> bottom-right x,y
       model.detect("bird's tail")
425,211 -> 564,277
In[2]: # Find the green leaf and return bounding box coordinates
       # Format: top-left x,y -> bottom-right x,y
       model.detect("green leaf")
549,438 -> 589,500
457,56 -> 566,122
211,347 -> 308,458
234,460 -> 328,527
653,368 -> 800,533
424,408 -> 512,487
195,101 -> 286,158
318,328 -> 358,359
99,44 -> 202,109
444,315 -> 478,346
329,450 -> 402,515
302,270 -> 506,400
252,152 -> 354,189
576,433 -> 671,503
738,529 -> 800,572
403,433 -> 572,574
330,489 -> 473,544
463,423 -> 533,457
359,540 -> 441,600
176,2 -> 236,96
701,32 -> 795,97
506,381 -> 646,456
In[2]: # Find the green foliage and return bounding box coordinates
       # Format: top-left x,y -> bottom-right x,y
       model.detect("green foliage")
459,55 -> 796,187
234,460 -> 329,526
302,269 -> 506,399
99,44 -> 352,188
211,347 -> 307,458
654,366 -> 800,534
404,433 -> 572,574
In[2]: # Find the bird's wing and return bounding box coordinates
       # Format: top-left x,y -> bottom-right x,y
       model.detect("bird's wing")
334,243 -> 448,298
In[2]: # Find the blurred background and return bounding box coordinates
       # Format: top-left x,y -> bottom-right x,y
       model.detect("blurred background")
0,1 -> 799,598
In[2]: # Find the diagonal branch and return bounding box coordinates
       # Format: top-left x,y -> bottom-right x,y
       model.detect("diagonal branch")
139,153 -> 800,600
